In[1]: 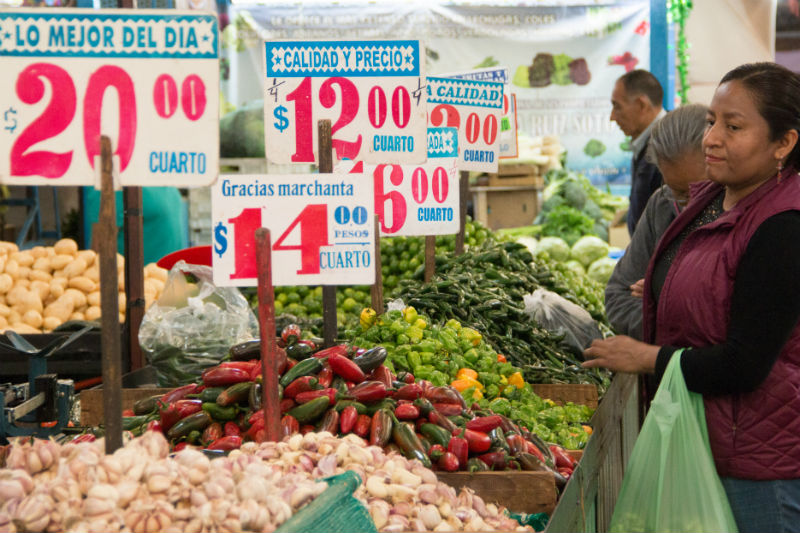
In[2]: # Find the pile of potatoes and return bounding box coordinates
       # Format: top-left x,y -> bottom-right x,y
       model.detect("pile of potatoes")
0,239 -> 169,334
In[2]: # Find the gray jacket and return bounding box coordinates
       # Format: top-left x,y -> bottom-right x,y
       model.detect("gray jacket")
605,185 -> 680,339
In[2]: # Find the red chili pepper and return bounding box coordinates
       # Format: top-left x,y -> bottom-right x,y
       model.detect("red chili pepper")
316,367 -> 334,388
316,409 -> 339,433
203,422 -> 224,444
424,386 -> 463,405
339,405 -> 359,434
368,365 -> 394,388
220,361 -> 259,373
224,421 -> 242,437
300,424 -> 315,435
348,381 -> 389,403
146,420 -> 163,433
428,409 -> 458,434
466,415 -> 503,433
428,444 -> 446,461
432,403 -> 464,417
172,442 -> 189,452
448,435 -> 469,468
244,418 -> 264,440
281,414 -> 299,437
280,398 -> 296,413
558,468 -> 573,480
294,388 -> 337,406
394,403 -> 420,421
161,384 -> 199,404
313,345 -> 349,359
286,358 -> 298,371
207,435 -> 242,451
354,414 -> 372,438
122,409 -> 135,417
394,383 -> 424,401
298,339 -> 317,351
437,451 -> 460,472
71,434 -> 96,444
526,441 -> 546,462
550,445 -> 577,469
284,376 -> 321,399
201,366 -> 251,387
415,417 -> 428,433
159,399 -> 202,432
477,451 -> 508,470
328,353 -> 366,383
506,433 -> 527,456
462,429 -> 492,453
397,372 -> 415,384
175,399 -> 203,419
281,324 -> 302,344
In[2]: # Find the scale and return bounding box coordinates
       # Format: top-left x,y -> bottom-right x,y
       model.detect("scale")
0,326 -> 92,441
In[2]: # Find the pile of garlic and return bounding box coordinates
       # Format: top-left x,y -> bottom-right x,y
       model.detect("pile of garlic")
0,431 -> 532,533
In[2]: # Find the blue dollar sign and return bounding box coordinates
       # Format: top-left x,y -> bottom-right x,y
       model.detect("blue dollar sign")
273,105 -> 289,132
213,222 -> 228,258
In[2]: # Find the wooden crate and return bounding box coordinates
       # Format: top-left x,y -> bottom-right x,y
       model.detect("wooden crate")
437,471 -> 557,515
532,384 -> 598,409
487,163 -> 544,187
472,186 -> 539,230
80,388 -> 171,426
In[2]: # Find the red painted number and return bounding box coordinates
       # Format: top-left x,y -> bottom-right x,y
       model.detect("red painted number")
181,74 -> 206,121
430,104 -> 460,129
228,208 -> 261,280
411,167 -> 428,204
287,76 -> 314,162
483,114 -> 498,144
465,113 -> 480,144
83,65 -> 136,172
374,164 -> 407,234
391,86 -> 411,129
273,204 -> 329,275
10,63 -> 76,178
464,112 -> 499,146
319,77 -> 362,160
153,74 -> 178,119
432,166 -> 449,203
368,86 -> 387,129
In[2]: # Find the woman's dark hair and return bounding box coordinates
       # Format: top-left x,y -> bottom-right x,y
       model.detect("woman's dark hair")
720,62 -> 800,169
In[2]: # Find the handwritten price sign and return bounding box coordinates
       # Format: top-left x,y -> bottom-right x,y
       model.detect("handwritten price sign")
426,76 -> 504,173
336,127 -> 460,237
0,9 -> 219,186
211,173 -> 375,287
264,40 -> 427,165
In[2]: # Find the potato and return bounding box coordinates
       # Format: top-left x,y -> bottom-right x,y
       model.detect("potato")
22,310 -> 43,329
15,279 -> 30,289
50,254 -> 73,271
30,246 -> 47,259
68,276 -> 96,293
18,291 -> 43,314
63,257 -> 88,278
0,242 -> 18,255
6,286 -> 27,306
0,274 -> 13,294
53,238 -> 78,256
52,269 -> 67,279
8,309 -> 20,325
0,316 -> 8,330
69,311 -> 85,321
46,247 -> 56,257
30,270 -> 52,283
42,316 -> 61,331
11,251 -> 34,268
84,265 -> 99,283
64,288 -> 87,309
87,291 -> 100,307
116,253 -> 125,272
118,292 -> 126,313
85,306 -> 101,321
43,296 -> 74,323
117,271 -> 125,291
9,323 -> 40,334
147,277 -> 165,294
5,259 -> 19,279
32,256 -> 51,273
49,278 -> 66,299
0,303 -> 11,317
76,249 -> 96,267
30,280 -> 49,302
17,266 -> 30,280
145,263 -> 168,283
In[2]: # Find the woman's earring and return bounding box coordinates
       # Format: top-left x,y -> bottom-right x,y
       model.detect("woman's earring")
777,159 -> 784,183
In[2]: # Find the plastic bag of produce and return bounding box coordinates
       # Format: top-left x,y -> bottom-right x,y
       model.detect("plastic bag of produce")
523,288 -> 602,355
609,353 -> 738,533
139,261 -> 258,387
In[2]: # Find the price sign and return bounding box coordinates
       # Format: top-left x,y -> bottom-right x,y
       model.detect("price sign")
426,76 -> 504,173
441,68 -> 518,159
334,127 -> 459,237
211,173 -> 375,287
264,40 -> 427,165
0,9 -> 219,186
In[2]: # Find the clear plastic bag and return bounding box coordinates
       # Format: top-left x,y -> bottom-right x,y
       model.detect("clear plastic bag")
138,260 -> 258,387
523,288 -> 602,355
609,353 -> 739,533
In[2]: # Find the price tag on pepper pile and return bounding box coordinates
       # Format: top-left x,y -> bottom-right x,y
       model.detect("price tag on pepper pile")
264,39 -> 427,165
0,9 -> 219,186
426,76 -> 504,173
211,173 -> 375,287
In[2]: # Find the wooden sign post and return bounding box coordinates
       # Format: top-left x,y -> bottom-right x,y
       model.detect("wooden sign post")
371,215 -> 384,314
255,228 -> 280,442
455,171 -> 470,256
317,120 -> 338,348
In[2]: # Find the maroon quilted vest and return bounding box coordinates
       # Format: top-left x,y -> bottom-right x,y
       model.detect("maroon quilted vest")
642,170 -> 800,480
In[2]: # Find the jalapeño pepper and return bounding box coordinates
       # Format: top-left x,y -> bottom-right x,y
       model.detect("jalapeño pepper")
420,423 -> 451,448
216,382 -> 253,407
352,346 -> 388,373
365,398 -> 397,416
339,405 -> 359,434
294,388 -> 337,406
329,353 -> 366,383
287,395 -> 330,424
348,381 -> 389,403
279,357 -> 326,387
194,387 -> 225,404
369,409 -> 393,447
315,409 -> 339,433
202,402 -> 238,421
354,414 -> 372,438
466,415 -> 503,433
284,376 -> 321,399
391,417 -> 431,468
448,435 -> 469,468
202,367 -> 251,387
167,411 -> 212,440
334,400 -> 367,414
394,383 -> 423,401
280,414 -> 299,437
202,422 -> 223,445
133,394 -> 161,416
207,435 -> 242,451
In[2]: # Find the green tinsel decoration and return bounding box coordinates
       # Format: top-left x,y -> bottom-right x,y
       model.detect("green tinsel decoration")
668,0 -> 693,104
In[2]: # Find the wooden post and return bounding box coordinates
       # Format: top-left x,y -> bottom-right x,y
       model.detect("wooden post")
424,235 -> 436,282
455,170 -> 469,255
255,228 -> 280,442
371,214 -> 384,314
317,120 -> 337,348
96,135 -> 123,454
123,187 -> 145,371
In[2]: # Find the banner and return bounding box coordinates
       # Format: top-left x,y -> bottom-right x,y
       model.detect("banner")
220,1 -> 650,186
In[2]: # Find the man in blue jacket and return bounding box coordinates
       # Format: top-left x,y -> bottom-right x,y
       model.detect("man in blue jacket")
610,70 -> 666,236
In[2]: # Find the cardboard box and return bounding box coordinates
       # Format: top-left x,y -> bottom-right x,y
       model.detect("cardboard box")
472,186 -> 539,230
436,471 -> 557,515
608,224 -> 630,249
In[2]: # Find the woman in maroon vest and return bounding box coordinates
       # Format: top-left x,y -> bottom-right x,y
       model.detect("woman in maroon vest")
584,62 -> 800,533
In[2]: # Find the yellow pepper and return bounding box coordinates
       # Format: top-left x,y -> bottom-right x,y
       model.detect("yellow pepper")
470,389 -> 484,400
457,368 -> 478,380
359,308 -> 377,330
403,306 -> 418,324
413,318 -> 427,330
451,377 -> 484,392
459,327 -> 482,347
508,372 -> 525,389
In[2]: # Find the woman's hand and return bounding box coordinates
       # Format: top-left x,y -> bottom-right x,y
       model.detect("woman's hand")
582,336 -> 660,374
630,279 -> 645,298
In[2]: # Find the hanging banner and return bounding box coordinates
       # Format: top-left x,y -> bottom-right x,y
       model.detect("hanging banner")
263,39 -> 427,165
0,8 -> 219,187
221,1 -> 649,186
211,172 -> 375,287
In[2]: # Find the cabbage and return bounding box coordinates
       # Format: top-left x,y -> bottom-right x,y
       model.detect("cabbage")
587,257 -> 618,285
571,235 -> 610,268
564,260 -> 586,276
516,236 -> 539,255
535,237 -> 571,262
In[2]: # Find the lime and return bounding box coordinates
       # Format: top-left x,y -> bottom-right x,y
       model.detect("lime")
274,300 -> 284,314
342,297 -> 358,312
276,292 -> 288,304
286,292 -> 301,304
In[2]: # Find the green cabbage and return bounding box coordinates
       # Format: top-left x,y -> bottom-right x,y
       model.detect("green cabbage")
535,237 -> 571,262
587,257 -> 618,285
571,236 -> 610,268
564,260 -> 586,276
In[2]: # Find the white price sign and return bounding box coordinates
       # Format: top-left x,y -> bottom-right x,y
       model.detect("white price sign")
426,76 -> 504,173
0,9 -> 219,186
336,127 -> 460,237
264,39 -> 427,165
211,173 -> 376,287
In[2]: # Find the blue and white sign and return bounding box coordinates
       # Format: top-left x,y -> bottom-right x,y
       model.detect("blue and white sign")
212,173 -> 375,287
427,76 -> 504,172
442,67 -> 509,85
426,127 -> 458,159
0,9 -> 219,187
264,39 -> 427,166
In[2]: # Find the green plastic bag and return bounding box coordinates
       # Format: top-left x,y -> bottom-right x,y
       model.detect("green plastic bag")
610,352 -> 739,533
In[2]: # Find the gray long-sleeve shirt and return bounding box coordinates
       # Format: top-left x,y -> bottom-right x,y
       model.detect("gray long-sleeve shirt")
605,185 -> 680,339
